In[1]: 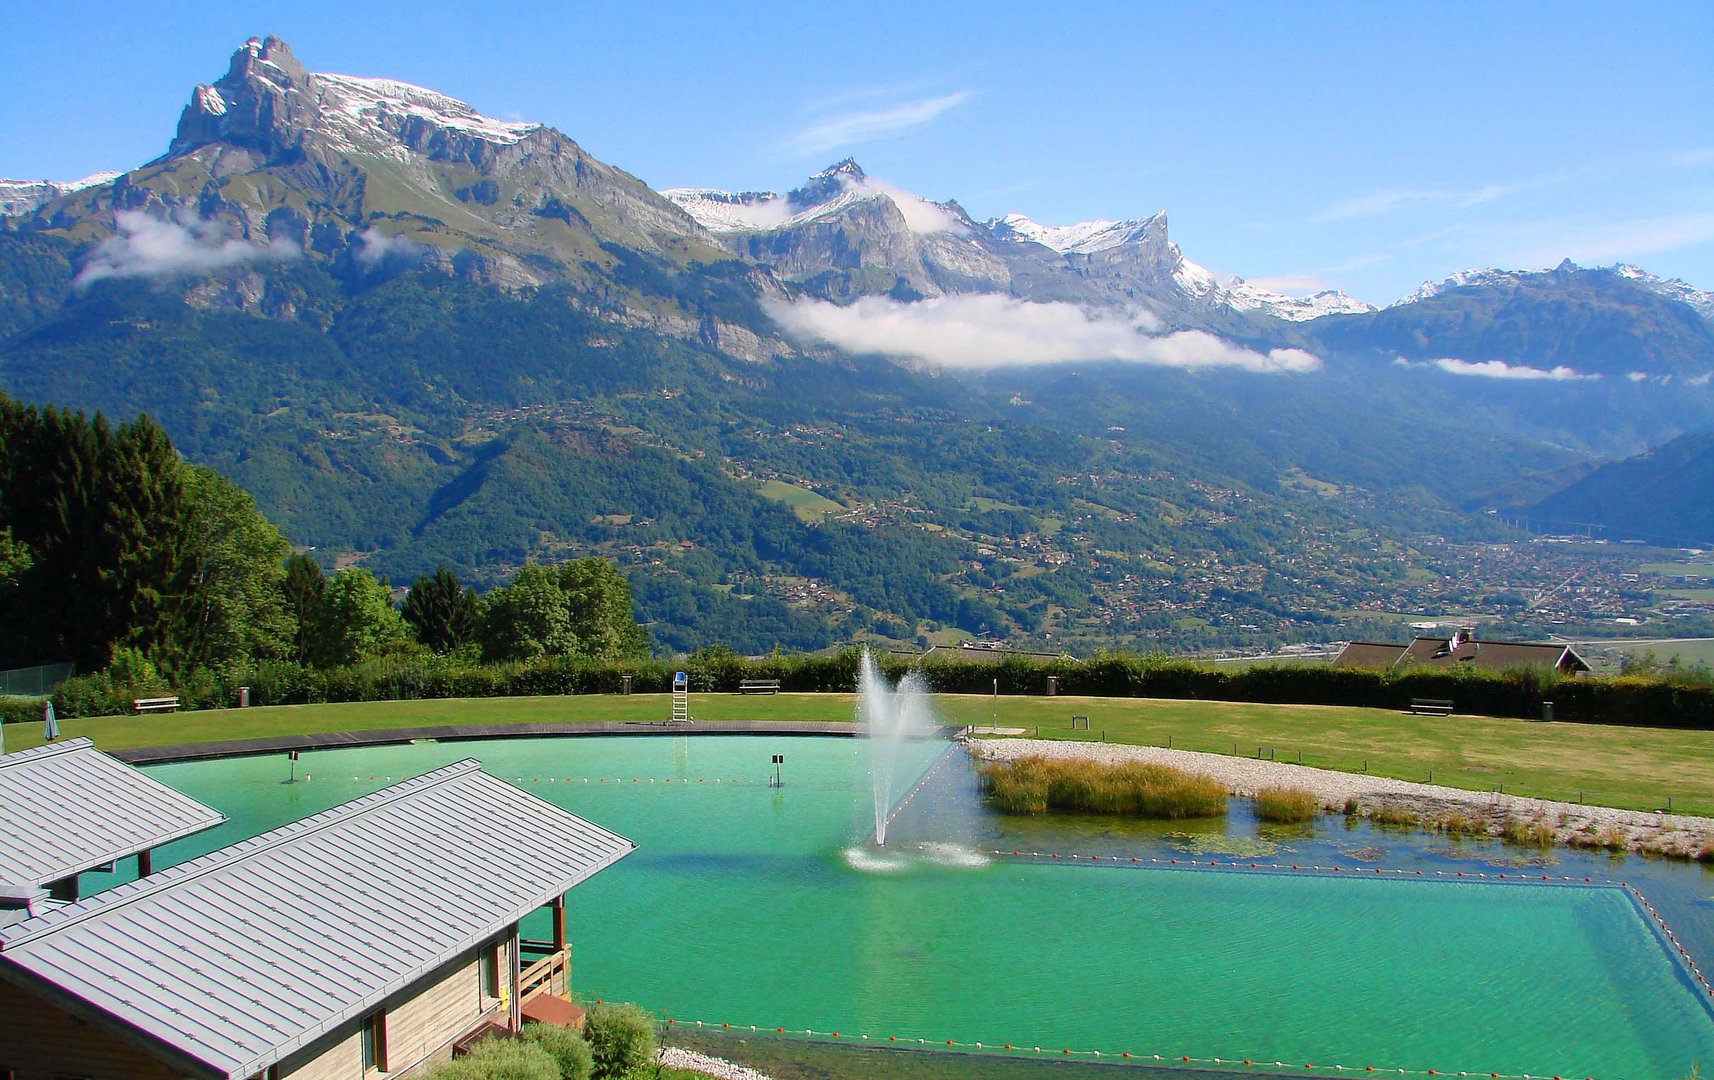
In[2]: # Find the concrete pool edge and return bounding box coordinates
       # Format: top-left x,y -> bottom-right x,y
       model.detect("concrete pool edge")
112,721 -> 971,764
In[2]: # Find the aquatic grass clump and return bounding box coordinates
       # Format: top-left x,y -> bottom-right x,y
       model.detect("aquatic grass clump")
1366,803 -> 1421,829
1253,785 -> 1319,823
1437,810 -> 1488,838
1501,815 -> 1556,849
979,756 -> 1227,819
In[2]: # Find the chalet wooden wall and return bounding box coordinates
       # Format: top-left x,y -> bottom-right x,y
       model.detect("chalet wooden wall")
280,938 -> 512,1080
0,976 -> 184,1080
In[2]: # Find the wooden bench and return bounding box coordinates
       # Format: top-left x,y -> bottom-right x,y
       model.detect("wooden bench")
1408,698 -> 1454,716
132,696 -> 181,714
739,679 -> 781,695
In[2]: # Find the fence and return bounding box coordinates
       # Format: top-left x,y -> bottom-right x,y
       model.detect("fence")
0,663 -> 73,698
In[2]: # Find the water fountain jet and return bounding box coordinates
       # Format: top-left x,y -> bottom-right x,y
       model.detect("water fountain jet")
858,649 -> 934,846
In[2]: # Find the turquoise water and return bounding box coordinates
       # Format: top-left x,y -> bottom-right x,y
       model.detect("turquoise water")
132,737 -> 1714,1079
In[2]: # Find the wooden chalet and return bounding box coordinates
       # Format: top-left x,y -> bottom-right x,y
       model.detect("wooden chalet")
0,760 -> 635,1079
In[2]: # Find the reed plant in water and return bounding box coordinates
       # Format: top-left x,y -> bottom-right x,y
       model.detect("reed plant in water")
979,756 -> 1227,819
1253,785 -> 1319,823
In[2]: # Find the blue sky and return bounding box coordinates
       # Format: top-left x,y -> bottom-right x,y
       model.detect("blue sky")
3,1 -> 1711,304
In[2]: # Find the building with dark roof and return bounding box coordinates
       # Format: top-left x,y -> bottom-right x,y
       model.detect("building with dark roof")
1333,630 -> 1589,675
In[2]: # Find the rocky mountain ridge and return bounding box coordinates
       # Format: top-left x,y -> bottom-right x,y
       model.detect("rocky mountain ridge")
3,36 -> 1708,347
4,36 -> 727,293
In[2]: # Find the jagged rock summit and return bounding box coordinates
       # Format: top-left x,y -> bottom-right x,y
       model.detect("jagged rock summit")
169,36 -> 542,165
8,35 -> 716,289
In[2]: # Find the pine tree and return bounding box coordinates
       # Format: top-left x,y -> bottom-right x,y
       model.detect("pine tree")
282,554 -> 327,665
401,566 -> 479,654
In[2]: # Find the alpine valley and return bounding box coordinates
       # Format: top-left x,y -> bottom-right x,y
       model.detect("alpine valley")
4,36 -> 1713,654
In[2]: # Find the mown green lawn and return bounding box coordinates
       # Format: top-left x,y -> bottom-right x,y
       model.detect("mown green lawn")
5,692 -> 1710,816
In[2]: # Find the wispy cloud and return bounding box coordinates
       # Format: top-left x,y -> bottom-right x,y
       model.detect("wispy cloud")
1246,273 -> 1333,295
766,294 -> 1321,373
1315,184 -> 1511,224
789,91 -> 972,157
1506,210 -> 1714,267
1233,253 -> 1388,300
75,210 -> 297,287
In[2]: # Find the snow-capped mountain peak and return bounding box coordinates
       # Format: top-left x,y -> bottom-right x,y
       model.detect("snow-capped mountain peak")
170,35 -> 541,163
989,212 -> 1169,255
1613,264 -> 1714,319
664,160 -> 962,236
1220,277 -> 1375,321
0,171 -> 123,217
1396,267 -> 1521,306
660,187 -> 791,232
311,73 -> 541,148
1395,261 -> 1714,320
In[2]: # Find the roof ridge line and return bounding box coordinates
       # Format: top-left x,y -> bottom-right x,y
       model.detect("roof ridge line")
0,759 -> 483,949
0,737 -> 94,768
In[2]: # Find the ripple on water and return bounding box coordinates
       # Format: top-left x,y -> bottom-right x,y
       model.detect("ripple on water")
916,842 -> 990,869
842,845 -> 911,874
841,843 -> 990,873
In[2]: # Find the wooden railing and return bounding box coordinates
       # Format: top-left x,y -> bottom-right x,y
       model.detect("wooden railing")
520,948 -> 570,1001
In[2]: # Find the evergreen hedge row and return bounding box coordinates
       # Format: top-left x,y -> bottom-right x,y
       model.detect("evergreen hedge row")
7,650 -> 1713,730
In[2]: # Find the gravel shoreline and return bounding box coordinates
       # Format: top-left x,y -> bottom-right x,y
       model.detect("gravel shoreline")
971,738 -> 1714,859
661,1046 -> 777,1080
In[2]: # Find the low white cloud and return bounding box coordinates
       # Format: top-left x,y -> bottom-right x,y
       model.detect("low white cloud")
766,294 -> 1322,373
790,91 -> 972,157
1396,356 -> 1599,381
76,210 -> 297,286
849,177 -> 961,234
355,228 -> 433,267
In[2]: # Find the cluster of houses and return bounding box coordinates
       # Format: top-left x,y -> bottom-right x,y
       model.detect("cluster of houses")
0,738 -> 634,1079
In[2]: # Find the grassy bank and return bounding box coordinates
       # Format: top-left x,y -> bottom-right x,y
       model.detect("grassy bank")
3,692 -> 1709,816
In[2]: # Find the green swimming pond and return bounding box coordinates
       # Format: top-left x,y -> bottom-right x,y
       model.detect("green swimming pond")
131,736 -> 1714,1079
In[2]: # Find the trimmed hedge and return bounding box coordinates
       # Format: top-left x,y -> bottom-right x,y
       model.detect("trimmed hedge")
19,649 -> 1714,730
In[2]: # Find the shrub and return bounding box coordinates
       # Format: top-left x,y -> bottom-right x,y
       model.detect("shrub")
979,757 -> 1226,819
427,1038 -> 560,1080
583,1002 -> 656,1080
1253,786 -> 1319,823
523,1022 -> 594,1080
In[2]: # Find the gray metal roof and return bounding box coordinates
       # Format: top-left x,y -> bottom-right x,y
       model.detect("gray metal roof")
0,738 -> 226,889
0,760 -> 636,1080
